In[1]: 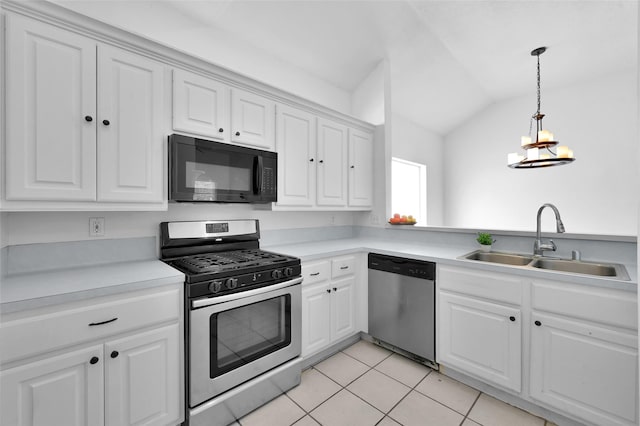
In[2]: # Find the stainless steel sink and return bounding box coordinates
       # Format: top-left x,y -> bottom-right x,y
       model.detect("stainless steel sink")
460,250 -> 631,280
462,250 -> 533,266
530,258 -> 630,280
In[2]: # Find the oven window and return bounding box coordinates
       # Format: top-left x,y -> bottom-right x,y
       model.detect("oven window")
209,295 -> 291,378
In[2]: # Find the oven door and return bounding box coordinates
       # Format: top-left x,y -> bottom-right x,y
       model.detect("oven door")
189,277 -> 302,407
169,134 -> 277,203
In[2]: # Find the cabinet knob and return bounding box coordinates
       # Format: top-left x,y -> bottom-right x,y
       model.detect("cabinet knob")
85,115 -> 93,122
333,287 -> 337,292
90,356 -> 99,365
110,350 -> 119,359
235,131 -> 241,136
319,160 -> 324,164
102,119 -> 110,126
509,316 -> 516,322
219,128 -> 224,133
309,158 -> 314,162
326,289 -> 331,293
350,165 -> 355,169
534,320 -> 542,326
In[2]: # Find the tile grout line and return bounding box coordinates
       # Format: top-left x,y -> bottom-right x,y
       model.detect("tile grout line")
460,391 -> 483,426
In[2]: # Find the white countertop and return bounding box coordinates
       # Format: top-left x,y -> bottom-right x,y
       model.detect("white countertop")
266,237 -> 638,292
1,237 -> 635,315
0,260 -> 184,314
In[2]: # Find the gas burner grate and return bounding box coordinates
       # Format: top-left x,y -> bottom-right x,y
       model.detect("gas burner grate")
172,249 -> 290,274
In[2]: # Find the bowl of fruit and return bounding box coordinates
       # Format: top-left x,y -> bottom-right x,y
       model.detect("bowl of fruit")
388,214 -> 417,225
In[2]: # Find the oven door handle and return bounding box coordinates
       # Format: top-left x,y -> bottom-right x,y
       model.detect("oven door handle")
191,276 -> 303,309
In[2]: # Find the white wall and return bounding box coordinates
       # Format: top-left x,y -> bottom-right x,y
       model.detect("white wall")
391,114 -> 444,226
3,206 -> 358,246
443,70 -> 638,235
352,60 -> 385,125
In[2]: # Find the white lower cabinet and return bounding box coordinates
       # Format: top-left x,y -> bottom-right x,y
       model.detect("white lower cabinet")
529,280 -> 638,426
530,313 -> 637,426
104,325 -> 181,426
0,284 -> 183,426
438,266 -> 638,426
1,345 -> 105,426
301,256 -> 358,357
439,291 -> 521,392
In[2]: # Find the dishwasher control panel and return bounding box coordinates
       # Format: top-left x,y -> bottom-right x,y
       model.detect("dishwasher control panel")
368,253 -> 436,280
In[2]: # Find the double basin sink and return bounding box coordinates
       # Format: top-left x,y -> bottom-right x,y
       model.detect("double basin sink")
461,250 -> 631,281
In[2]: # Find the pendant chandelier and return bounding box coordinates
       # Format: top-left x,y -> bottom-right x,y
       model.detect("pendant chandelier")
507,47 -> 575,169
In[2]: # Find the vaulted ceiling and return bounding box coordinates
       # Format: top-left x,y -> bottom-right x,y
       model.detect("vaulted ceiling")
51,0 -> 637,135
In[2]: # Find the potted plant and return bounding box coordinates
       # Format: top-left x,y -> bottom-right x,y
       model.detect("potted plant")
476,232 -> 495,252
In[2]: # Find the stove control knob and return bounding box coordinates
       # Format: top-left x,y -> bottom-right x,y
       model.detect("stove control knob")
209,281 -> 223,294
225,278 -> 238,290
271,269 -> 283,279
284,267 -> 294,277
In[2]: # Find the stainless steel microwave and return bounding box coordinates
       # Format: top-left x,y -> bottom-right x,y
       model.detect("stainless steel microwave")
169,134 -> 277,203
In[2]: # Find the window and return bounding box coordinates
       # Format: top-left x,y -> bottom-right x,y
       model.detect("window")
391,157 -> 427,225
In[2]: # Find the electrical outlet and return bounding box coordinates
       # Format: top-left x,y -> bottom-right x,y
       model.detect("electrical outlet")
89,217 -> 105,237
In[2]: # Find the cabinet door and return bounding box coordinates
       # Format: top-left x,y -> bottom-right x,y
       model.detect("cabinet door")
317,118 -> 348,206
331,276 -> 356,342
438,292 -> 521,392
231,88 -> 275,150
0,345 -> 104,426
5,15 -> 97,201
301,283 -> 332,357
105,324 -> 181,426
530,313 -> 638,426
97,44 -> 164,203
276,105 -> 316,206
348,129 -> 373,207
173,69 -> 229,141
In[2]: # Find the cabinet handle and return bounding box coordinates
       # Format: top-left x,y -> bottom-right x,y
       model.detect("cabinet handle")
310,272 -> 320,276
340,266 -> 349,270
85,115 -> 93,122
219,128 -> 224,133
102,119 -> 110,126
309,158 -> 314,162
534,320 -> 542,326
235,131 -> 241,136
90,356 -> 99,365
110,351 -> 119,359
89,317 -> 118,327
509,316 -> 516,322
333,287 -> 337,292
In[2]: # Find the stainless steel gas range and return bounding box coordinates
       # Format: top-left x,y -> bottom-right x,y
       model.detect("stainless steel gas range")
160,219 -> 302,426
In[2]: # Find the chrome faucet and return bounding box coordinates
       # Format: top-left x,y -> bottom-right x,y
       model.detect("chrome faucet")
534,203 -> 565,256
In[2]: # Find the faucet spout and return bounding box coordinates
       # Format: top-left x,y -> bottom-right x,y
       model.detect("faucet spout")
534,203 -> 565,256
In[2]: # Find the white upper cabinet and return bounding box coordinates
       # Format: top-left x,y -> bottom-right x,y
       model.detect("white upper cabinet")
276,105 -> 316,206
231,88 -> 276,151
348,128 -> 373,207
316,118 -> 348,207
172,69 -> 230,142
6,14 -> 97,201
97,45 -> 164,203
4,14 -> 165,209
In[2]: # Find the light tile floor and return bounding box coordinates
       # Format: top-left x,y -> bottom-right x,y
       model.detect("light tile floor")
236,340 -> 555,426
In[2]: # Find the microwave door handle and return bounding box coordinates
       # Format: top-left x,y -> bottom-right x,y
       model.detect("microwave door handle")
253,155 -> 263,195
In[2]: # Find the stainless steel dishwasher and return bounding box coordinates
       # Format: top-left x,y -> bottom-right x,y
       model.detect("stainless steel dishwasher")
368,253 -> 436,367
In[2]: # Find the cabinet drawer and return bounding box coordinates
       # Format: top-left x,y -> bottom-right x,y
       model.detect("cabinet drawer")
302,260 -> 330,285
438,265 -> 522,305
0,286 -> 180,365
532,280 -> 637,330
332,256 -> 356,278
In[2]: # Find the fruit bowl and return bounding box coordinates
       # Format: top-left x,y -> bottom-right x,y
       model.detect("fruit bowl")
388,214 -> 417,225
